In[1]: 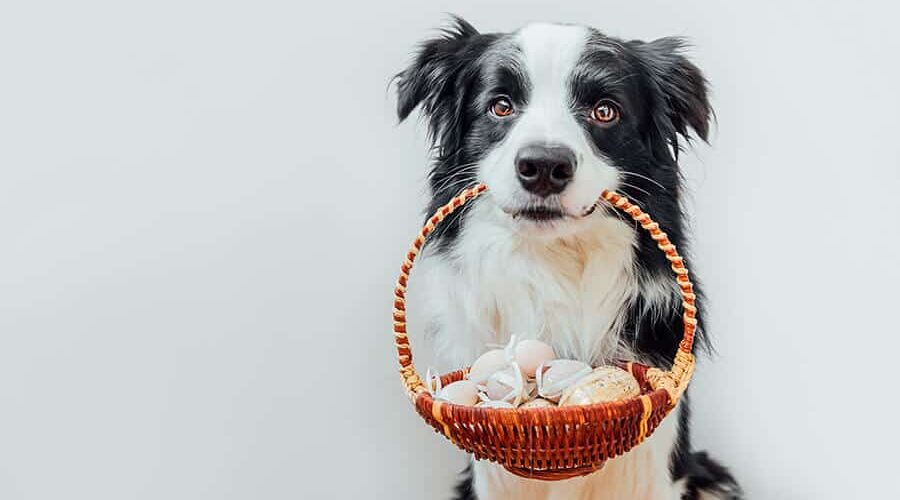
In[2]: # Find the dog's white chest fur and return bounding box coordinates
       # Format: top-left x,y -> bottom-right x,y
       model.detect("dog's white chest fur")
419,201 -> 639,369
416,201 -> 683,499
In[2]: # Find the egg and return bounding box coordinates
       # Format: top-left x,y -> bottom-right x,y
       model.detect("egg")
484,362 -> 529,406
468,348 -> 510,386
476,400 -> 515,409
558,366 -> 640,407
514,339 -> 556,378
436,379 -> 480,406
520,397 -> 556,409
535,359 -> 593,402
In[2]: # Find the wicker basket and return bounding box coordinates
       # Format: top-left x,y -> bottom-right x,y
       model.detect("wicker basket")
392,184 -> 697,480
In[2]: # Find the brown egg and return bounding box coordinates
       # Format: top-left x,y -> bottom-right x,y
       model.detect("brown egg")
558,366 -> 640,406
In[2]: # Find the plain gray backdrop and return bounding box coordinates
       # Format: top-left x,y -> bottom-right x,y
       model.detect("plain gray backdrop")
2,1 -> 899,499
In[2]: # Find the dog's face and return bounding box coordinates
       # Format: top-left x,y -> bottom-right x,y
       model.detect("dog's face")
396,18 -> 710,242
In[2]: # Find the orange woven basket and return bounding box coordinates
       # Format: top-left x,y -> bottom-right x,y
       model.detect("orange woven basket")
393,184 -> 697,480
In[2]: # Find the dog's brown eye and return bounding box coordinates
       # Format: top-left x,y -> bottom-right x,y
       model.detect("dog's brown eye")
490,97 -> 514,117
591,100 -> 620,123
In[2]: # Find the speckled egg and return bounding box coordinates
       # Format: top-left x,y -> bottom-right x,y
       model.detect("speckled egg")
520,397 -> 556,409
558,366 -> 640,407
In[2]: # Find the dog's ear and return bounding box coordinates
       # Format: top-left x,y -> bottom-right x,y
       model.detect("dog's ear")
629,37 -> 712,157
394,16 -> 480,147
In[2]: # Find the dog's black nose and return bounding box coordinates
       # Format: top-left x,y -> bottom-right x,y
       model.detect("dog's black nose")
515,144 -> 577,197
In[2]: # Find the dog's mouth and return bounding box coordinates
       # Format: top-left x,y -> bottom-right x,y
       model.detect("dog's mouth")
581,201 -> 600,217
513,206 -> 568,222
506,199 -> 603,222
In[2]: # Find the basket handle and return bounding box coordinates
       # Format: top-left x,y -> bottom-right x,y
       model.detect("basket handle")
392,184 -> 696,404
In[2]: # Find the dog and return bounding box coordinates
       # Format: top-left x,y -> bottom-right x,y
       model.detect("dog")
394,17 -> 741,500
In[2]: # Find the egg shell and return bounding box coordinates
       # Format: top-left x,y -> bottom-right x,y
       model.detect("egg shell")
525,380 -> 537,399
437,379 -> 480,406
515,339 -> 556,378
520,397 -> 556,409
467,348 -> 510,386
558,366 -> 640,407
484,362 -> 529,406
536,359 -> 593,402
425,367 -> 443,395
476,400 -> 516,409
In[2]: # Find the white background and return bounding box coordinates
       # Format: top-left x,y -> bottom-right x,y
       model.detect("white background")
2,1 -> 899,499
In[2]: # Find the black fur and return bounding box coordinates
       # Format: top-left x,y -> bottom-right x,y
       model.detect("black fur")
452,465 -> 477,500
395,16 -> 505,249
396,17 -> 739,499
671,393 -> 744,499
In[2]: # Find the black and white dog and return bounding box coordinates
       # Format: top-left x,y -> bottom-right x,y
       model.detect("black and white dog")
395,17 -> 741,500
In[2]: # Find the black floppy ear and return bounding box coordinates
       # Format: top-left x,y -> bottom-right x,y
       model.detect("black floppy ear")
630,37 -> 712,156
394,16 -> 479,147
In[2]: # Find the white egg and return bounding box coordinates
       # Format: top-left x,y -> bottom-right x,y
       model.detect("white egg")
558,366 -> 640,407
515,339 -> 556,378
484,362 -> 529,406
436,379 -> 480,406
468,348 -> 510,386
536,359 -> 593,402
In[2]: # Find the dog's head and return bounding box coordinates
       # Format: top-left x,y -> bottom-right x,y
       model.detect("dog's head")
396,17 -> 711,243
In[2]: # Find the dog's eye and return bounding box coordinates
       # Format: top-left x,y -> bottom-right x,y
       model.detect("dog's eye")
490,97 -> 515,117
591,100 -> 620,124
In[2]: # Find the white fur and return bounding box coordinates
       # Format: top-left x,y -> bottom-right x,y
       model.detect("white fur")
419,200 -> 638,368
416,23 -> 686,500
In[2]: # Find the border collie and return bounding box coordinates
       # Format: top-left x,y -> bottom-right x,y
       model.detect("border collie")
395,17 -> 741,500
